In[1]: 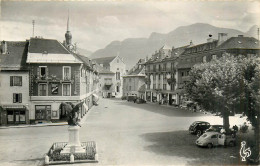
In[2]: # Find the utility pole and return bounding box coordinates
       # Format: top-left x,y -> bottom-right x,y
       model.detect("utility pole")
257,28 -> 259,41
32,20 -> 35,37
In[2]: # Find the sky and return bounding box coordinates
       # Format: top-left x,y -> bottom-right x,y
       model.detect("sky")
0,0 -> 259,52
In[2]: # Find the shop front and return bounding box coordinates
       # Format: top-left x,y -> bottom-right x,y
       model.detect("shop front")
0,105 -> 29,125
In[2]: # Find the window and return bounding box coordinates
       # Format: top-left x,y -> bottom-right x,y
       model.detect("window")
171,63 -> 174,70
211,135 -> 217,139
181,72 -> 184,77
203,56 -> 207,63
163,63 -> 166,71
39,84 -> 47,96
39,66 -> 47,79
186,71 -> 189,76
63,66 -> 71,80
158,75 -> 161,80
13,93 -> 22,103
10,76 -> 22,86
163,84 -> 166,90
212,54 -> 217,60
153,65 -> 156,71
35,105 -> 51,120
116,72 -> 120,80
153,84 -> 156,89
63,84 -> 71,96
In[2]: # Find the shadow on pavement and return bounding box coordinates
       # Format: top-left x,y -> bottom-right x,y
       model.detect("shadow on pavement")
141,130 -> 242,165
112,99 -> 206,117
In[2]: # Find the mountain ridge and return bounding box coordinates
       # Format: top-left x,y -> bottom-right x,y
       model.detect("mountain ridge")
90,23 -> 257,68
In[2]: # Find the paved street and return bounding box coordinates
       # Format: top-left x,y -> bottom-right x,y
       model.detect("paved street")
0,98 -> 248,166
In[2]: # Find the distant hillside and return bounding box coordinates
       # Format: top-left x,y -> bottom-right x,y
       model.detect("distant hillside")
77,48 -> 92,57
90,23 -> 254,68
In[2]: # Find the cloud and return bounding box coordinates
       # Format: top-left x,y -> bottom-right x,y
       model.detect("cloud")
1,1 -> 259,52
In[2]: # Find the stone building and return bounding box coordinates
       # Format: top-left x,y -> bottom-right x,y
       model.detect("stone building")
0,41 -> 30,125
92,56 -> 126,98
122,59 -> 146,99
144,44 -> 188,105
176,34 -> 260,106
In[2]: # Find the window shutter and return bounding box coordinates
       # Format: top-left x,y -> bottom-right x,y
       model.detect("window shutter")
46,67 -> 49,78
10,76 -> 13,86
20,76 -> 22,86
13,93 -> 16,103
37,68 -> 40,78
19,93 -> 22,103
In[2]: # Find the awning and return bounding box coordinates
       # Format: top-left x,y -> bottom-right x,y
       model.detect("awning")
1,105 -> 26,110
92,94 -> 99,102
83,103 -> 88,111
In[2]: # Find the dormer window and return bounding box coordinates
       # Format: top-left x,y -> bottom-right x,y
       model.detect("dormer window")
42,51 -> 48,55
203,56 -> 207,63
212,54 -> 217,60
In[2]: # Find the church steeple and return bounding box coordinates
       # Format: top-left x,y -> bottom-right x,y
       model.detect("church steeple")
65,10 -> 72,47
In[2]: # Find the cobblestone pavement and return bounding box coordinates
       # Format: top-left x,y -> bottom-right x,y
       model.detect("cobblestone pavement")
0,98 -> 248,166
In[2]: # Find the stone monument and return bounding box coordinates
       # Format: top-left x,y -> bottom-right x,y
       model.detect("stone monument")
60,102 -> 86,154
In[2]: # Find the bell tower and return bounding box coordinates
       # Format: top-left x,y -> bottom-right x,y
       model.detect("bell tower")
65,11 -> 72,48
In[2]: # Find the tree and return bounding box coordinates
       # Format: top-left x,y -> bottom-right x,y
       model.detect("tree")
184,54 -> 259,131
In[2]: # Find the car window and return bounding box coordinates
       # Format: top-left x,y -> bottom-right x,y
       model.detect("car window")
201,134 -> 207,138
211,135 -> 217,138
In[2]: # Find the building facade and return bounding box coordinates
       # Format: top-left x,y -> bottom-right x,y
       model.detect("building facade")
0,41 -> 31,125
122,59 -> 146,99
144,45 -> 188,105
144,33 -> 259,107
93,56 -> 126,98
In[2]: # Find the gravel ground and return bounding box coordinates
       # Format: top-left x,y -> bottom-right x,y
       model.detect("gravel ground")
0,98 -> 251,166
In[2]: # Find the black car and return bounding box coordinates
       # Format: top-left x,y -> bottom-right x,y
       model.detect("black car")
136,98 -> 146,104
189,121 -> 210,136
204,125 -> 224,133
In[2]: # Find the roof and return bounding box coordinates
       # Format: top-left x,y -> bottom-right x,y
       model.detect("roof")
169,45 -> 189,59
127,65 -> 145,75
29,38 -> 70,54
92,56 -> 116,65
138,84 -> 146,92
218,36 -> 259,50
99,69 -> 115,74
74,54 -> 92,68
0,41 -> 29,70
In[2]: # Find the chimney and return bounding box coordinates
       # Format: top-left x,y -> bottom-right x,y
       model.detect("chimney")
218,33 -> 228,45
207,34 -> 213,43
145,56 -> 148,62
190,40 -> 194,46
1,41 -> 7,54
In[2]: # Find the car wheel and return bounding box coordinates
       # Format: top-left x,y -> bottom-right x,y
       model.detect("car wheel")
196,130 -> 202,137
229,141 -> 235,147
207,143 -> 213,148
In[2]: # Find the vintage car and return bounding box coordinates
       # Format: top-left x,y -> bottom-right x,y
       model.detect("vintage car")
196,132 -> 236,148
189,121 -> 211,136
204,125 -> 224,133
127,95 -> 137,102
136,98 -> 146,104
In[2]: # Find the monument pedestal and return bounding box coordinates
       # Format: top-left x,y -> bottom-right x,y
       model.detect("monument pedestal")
60,126 -> 85,154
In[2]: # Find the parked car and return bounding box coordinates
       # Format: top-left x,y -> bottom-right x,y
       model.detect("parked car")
189,121 -> 211,136
196,132 -> 236,148
204,125 -> 224,133
127,95 -> 137,102
136,98 -> 146,104
121,96 -> 127,100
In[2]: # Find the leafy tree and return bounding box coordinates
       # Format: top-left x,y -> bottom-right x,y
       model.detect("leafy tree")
184,54 -> 259,131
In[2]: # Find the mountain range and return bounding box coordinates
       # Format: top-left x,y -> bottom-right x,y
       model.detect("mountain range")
89,23 -> 258,68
